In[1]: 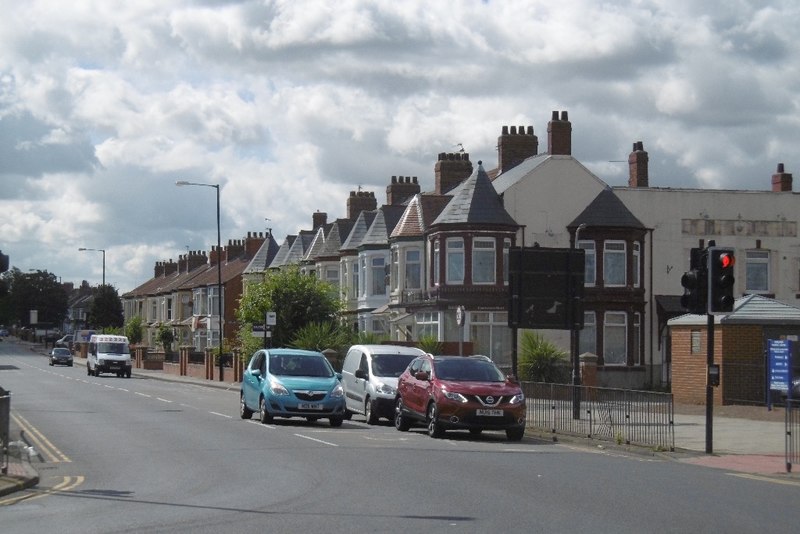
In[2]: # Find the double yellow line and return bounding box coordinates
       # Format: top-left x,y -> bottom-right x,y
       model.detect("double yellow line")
0,411 -> 84,506
11,412 -> 70,463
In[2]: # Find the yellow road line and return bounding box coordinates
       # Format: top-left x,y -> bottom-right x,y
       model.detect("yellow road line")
0,475 -> 85,506
10,412 -> 71,463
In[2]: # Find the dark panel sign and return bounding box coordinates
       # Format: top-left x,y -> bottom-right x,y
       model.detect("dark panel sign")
508,246 -> 585,330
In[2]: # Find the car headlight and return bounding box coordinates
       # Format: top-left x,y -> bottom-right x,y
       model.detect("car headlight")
330,384 -> 344,398
269,379 -> 289,396
442,389 -> 468,403
509,392 -> 525,405
375,383 -> 395,395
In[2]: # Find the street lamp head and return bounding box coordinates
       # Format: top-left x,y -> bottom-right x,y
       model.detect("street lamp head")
175,180 -> 190,186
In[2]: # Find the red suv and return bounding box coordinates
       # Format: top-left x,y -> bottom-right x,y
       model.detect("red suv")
394,354 -> 526,440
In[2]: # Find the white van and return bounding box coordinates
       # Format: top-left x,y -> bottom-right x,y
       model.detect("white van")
341,344 -> 425,424
88,334 -> 132,378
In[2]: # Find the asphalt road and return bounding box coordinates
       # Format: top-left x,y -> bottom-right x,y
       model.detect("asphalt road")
2,341 -> 800,533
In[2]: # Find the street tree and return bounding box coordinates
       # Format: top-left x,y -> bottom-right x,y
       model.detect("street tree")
236,266 -> 341,353
0,268 -> 68,328
87,285 -> 124,330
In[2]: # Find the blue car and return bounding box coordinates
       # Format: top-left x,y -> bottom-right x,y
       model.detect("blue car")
240,349 -> 346,427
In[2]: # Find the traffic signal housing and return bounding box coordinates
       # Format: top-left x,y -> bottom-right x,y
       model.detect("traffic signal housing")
680,247 -> 707,315
708,247 -> 735,314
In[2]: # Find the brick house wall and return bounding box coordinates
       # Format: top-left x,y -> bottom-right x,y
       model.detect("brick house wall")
672,324 -> 764,405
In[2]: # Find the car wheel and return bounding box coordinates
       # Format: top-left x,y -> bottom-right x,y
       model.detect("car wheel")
87,366 -> 92,376
240,392 -> 253,419
427,403 -> 444,438
126,370 -> 131,378
506,427 -> 525,441
258,397 -> 273,424
49,360 -> 54,366
365,397 -> 379,425
394,398 -> 411,432
69,363 -> 73,367
343,409 -> 353,421
329,416 -> 343,427
95,369 -> 101,377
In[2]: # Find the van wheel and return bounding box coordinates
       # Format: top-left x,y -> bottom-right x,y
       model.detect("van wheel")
365,398 -> 379,425
329,416 -> 343,427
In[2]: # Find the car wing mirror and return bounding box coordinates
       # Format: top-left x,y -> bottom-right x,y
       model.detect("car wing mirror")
415,371 -> 429,381
506,374 -> 519,384
355,369 -> 367,380
251,369 -> 261,378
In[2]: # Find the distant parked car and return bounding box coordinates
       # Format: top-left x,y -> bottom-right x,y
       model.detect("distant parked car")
394,354 -> 526,440
0,328 -> 9,337
240,348 -> 346,427
55,334 -> 73,348
49,347 -> 74,366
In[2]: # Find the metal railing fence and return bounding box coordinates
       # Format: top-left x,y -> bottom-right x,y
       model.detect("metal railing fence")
522,382 -> 675,451
1,387 -> 10,475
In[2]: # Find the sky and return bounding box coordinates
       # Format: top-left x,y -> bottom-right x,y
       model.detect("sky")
1,0 -> 799,294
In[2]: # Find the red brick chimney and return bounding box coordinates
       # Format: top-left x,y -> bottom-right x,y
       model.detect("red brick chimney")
209,245 -> 220,267
547,110 -> 571,155
154,261 -> 165,278
772,163 -> 793,192
386,176 -> 421,205
498,125 -> 538,173
245,232 -> 266,257
347,190 -> 377,220
312,211 -> 327,230
628,141 -> 649,188
164,259 -> 178,276
224,239 -> 245,262
435,152 -> 473,194
182,250 -> 207,273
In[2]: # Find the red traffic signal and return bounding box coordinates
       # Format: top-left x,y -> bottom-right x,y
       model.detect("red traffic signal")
708,247 -> 735,314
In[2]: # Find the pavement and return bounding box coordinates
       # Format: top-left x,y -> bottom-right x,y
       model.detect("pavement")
2,339 -> 797,499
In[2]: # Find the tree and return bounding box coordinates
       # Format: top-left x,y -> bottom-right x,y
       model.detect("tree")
125,316 -> 145,346
236,266 -> 341,350
1,268 -> 68,328
156,323 -> 175,353
87,285 -> 124,330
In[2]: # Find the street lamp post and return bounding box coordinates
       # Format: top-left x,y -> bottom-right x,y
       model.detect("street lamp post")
176,180 -> 224,382
78,247 -> 105,287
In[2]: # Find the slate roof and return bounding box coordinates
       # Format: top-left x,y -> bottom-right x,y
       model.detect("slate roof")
268,235 -> 297,269
318,219 -> 354,259
431,162 -> 518,227
340,210 -> 377,252
568,188 -> 646,229
360,205 -> 406,248
391,194 -> 452,239
668,294 -> 800,326
243,234 -> 280,274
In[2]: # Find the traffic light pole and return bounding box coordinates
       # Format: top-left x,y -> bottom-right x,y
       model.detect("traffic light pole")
706,312 -> 714,454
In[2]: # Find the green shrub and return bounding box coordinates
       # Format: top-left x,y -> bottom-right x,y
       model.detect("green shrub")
518,331 -> 569,383
417,335 -> 442,354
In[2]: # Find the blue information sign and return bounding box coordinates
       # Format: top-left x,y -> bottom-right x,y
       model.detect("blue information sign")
768,339 -> 791,392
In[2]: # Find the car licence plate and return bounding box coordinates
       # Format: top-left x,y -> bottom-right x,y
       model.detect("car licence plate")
476,409 -> 503,417
298,403 -> 322,410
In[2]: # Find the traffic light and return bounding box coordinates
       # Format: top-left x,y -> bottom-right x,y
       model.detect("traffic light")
708,247 -> 735,314
681,247 -> 707,314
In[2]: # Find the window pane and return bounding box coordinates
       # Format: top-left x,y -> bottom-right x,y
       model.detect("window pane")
405,249 -> 421,289
579,312 -> 596,355
579,241 -> 596,285
603,312 -> 627,365
745,250 -> 769,292
472,238 -> 495,284
447,239 -> 464,284
604,241 -> 626,286
371,257 -> 386,296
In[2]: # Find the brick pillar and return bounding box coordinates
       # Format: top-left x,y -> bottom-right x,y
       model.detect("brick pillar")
580,353 -> 598,387
179,346 -> 189,376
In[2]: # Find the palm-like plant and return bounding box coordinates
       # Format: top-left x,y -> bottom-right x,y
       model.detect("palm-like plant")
518,331 -> 569,383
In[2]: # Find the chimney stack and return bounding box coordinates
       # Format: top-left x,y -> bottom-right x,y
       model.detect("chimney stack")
312,211 -> 327,230
498,125 -> 538,173
772,163 -> 793,192
435,152 -> 473,194
628,141 -> 649,188
386,176 -> 421,205
245,231 -> 266,258
347,190 -> 377,220
547,110 -> 572,155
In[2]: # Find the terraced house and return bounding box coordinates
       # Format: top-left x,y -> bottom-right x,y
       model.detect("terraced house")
123,110 -> 800,390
